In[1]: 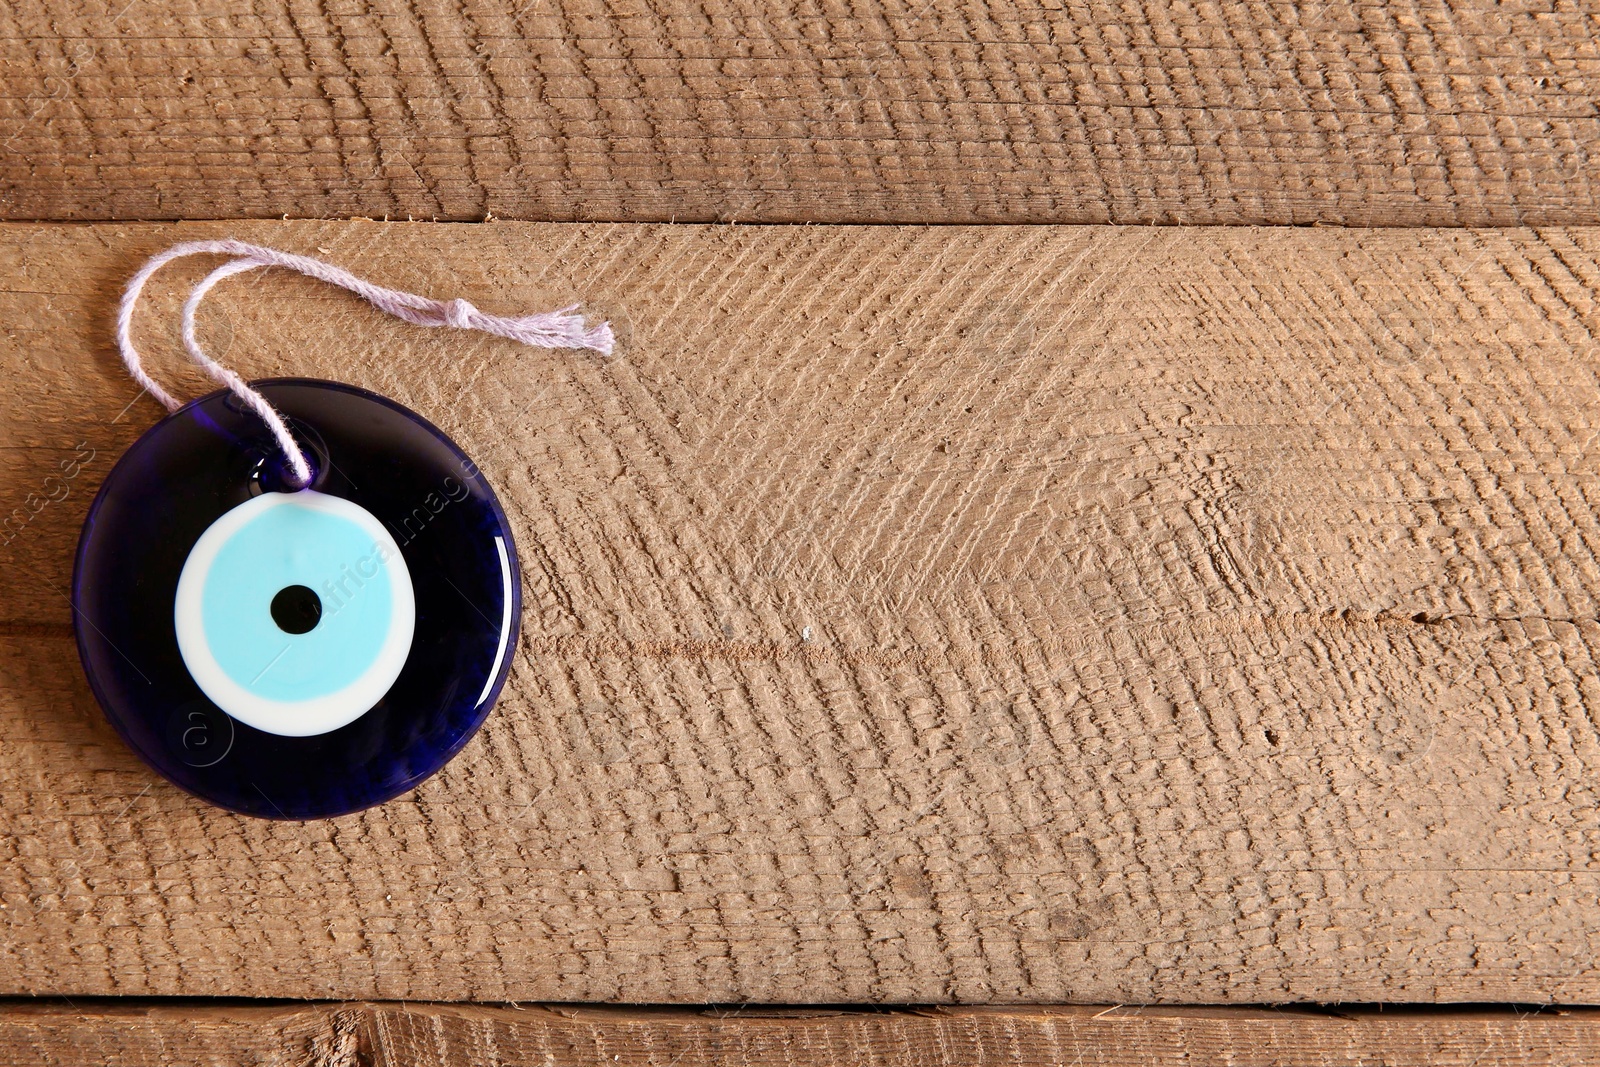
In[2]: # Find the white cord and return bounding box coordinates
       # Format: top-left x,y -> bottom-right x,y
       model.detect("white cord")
117,239 -> 613,488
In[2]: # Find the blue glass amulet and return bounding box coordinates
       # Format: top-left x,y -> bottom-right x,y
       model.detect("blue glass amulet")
73,379 -> 521,819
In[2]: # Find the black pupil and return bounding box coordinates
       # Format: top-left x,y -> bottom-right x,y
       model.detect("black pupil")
270,585 -> 322,634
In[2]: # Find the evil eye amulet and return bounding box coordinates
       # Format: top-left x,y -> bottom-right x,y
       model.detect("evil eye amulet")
73,379 -> 521,818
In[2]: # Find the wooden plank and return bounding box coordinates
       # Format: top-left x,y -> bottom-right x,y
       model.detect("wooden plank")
1,1002 -> 1596,1067
0,1 -> 1598,226
1,221 -> 1599,1004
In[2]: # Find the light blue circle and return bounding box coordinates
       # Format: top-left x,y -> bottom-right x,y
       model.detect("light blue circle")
200,499 -> 395,702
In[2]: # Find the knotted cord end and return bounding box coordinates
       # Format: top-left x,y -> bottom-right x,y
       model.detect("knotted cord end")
442,297 -> 479,329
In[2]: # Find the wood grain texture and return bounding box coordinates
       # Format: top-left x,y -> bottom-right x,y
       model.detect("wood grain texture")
2,221 -> 1600,1004
1,1 -> 1599,226
1,1002 -> 1596,1067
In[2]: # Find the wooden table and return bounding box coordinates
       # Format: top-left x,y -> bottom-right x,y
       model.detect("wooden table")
1,2 -> 1598,1064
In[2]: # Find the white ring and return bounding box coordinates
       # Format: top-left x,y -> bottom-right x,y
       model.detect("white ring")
173,491 -> 415,737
